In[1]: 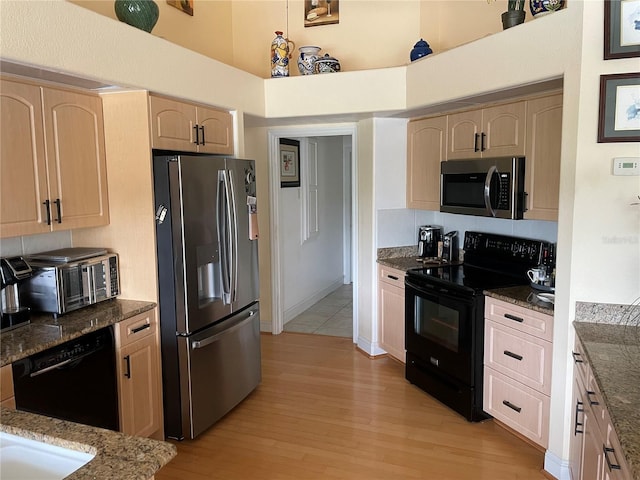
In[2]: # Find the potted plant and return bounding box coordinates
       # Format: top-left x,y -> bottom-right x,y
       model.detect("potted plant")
501,0 -> 526,29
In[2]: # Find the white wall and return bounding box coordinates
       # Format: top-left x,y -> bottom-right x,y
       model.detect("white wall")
281,136 -> 345,321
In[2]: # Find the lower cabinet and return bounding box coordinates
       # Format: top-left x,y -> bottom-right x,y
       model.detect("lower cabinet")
115,309 -> 163,439
378,265 -> 406,363
0,364 -> 15,409
483,297 -> 553,448
570,335 -> 633,480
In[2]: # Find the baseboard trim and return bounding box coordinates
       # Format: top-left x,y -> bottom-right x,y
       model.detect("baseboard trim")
544,450 -> 570,480
356,336 -> 386,357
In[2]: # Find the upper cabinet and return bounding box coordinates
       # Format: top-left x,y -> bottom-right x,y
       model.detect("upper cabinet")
524,94 -> 562,221
149,94 -> 233,155
447,102 -> 526,160
0,78 -> 109,238
406,115 -> 447,210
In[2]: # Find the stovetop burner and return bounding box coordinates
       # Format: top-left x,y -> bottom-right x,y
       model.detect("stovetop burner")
407,264 -> 527,294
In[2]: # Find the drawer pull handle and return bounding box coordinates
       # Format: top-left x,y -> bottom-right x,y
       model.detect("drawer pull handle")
124,355 -> 131,379
574,400 -> 584,435
586,390 -> 599,406
131,323 -> 151,334
504,313 -> 524,323
503,350 -> 523,361
603,446 -> 621,471
572,351 -> 583,364
387,275 -> 399,280
502,400 -> 522,413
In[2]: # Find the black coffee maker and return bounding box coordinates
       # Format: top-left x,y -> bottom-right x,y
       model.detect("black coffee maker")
417,225 -> 442,258
1,256 -> 33,331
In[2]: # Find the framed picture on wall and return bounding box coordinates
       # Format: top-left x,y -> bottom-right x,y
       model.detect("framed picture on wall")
305,0 -> 339,27
604,0 -> 640,59
598,73 -> 640,142
167,0 -> 194,16
280,138 -> 300,187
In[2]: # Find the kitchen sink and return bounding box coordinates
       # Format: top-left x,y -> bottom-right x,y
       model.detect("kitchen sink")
0,431 -> 94,479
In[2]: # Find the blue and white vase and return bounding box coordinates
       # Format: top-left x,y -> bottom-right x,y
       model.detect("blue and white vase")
529,0 -> 564,17
297,46 -> 321,75
271,31 -> 294,78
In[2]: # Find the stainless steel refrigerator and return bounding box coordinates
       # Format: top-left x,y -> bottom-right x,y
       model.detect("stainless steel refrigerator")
153,154 -> 261,440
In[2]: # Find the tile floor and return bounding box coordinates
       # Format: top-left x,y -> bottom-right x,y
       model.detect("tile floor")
283,284 -> 353,338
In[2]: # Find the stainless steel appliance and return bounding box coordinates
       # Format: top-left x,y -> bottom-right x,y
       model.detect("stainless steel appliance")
405,231 -> 555,421
0,256 -> 33,331
12,326 -> 119,431
440,157 -> 526,219
153,154 -> 261,440
22,249 -> 119,317
441,231 -> 458,263
418,225 -> 442,259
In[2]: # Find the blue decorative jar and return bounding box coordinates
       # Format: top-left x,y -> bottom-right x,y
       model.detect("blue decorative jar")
529,0 -> 565,17
315,53 -> 341,74
297,46 -> 321,75
114,0 -> 159,33
410,39 -> 433,62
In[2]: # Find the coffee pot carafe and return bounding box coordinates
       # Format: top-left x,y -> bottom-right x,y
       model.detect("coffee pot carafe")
417,225 -> 442,258
1,256 -> 33,331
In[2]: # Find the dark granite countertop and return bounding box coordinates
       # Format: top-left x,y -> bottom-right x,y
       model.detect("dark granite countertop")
1,408 -> 176,480
574,322 -> 640,480
484,285 -> 555,315
0,299 -> 156,367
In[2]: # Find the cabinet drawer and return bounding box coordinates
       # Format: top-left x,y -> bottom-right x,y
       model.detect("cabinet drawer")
115,309 -> 158,348
485,297 -> 553,342
572,333 -> 590,388
378,265 -> 406,289
485,320 -> 552,395
483,368 -> 550,448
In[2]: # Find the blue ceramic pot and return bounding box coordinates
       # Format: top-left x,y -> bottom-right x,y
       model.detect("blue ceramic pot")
410,39 -> 433,62
114,0 -> 159,33
529,0 -> 564,17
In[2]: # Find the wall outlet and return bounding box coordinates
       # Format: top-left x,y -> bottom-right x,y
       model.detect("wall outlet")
612,157 -> 640,176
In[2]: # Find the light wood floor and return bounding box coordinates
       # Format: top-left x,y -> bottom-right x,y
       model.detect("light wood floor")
155,333 -> 547,480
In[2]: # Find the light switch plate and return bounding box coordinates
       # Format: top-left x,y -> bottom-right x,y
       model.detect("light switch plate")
612,157 -> 640,176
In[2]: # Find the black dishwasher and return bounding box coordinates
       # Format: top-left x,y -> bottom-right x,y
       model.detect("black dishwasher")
12,326 -> 119,431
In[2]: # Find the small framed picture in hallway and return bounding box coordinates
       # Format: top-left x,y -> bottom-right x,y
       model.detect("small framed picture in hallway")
280,138 -> 300,187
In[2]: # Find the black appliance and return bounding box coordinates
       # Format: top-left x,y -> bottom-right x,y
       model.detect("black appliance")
12,326 -> 119,430
417,225 -> 442,258
440,157 -> 526,219
404,231 -> 554,421
0,256 -> 33,331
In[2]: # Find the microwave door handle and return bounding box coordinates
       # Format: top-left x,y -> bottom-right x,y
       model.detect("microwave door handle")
484,165 -> 497,217
82,265 -> 93,304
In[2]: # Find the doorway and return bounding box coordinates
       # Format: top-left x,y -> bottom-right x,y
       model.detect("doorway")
268,126 -> 358,342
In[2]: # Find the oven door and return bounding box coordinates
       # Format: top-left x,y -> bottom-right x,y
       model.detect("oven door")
404,277 -> 474,385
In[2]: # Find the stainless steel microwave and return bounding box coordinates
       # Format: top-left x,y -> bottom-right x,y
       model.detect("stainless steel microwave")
440,157 -> 526,219
21,253 -> 120,316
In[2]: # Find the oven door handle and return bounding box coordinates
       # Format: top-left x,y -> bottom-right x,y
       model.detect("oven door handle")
405,279 -> 436,295
484,165 -> 497,217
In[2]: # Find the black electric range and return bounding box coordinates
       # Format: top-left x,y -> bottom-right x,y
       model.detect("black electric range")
404,231 -> 555,421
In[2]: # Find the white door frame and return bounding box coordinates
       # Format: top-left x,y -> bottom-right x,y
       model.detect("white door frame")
268,124 -> 358,341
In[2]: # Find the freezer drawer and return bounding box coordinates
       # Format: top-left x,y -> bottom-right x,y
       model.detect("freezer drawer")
179,304 -> 261,439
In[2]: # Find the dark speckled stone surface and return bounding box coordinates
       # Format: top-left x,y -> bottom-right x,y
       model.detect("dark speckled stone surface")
574,322 -> 640,480
484,285 -> 554,315
1,408 -> 176,480
0,299 -> 156,367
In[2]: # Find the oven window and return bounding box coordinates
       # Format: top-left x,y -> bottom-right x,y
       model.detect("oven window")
413,295 -> 460,352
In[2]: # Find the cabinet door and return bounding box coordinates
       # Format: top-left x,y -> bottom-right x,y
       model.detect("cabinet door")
581,406 -> 604,480
447,109 -> 482,160
524,94 -> 562,221
481,101 -> 526,157
0,364 -> 15,410
406,116 -> 446,210
378,266 -> 405,363
569,375 -> 585,480
196,106 -> 234,155
118,333 -> 162,438
149,94 -> 197,151
42,87 -> 109,230
0,79 -> 50,238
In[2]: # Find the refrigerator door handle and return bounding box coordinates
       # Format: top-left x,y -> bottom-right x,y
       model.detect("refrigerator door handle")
218,170 -> 232,303
228,169 -> 239,303
191,308 -> 258,350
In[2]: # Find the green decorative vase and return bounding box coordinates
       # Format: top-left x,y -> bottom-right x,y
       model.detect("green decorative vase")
114,0 -> 159,33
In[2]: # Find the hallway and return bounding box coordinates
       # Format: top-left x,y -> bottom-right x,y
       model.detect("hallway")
283,284 -> 352,338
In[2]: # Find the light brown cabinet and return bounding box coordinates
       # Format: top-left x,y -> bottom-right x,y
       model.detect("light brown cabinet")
406,115 -> 446,210
447,102 -> 526,160
149,94 -> 233,155
0,364 -> 15,409
115,309 -> 163,440
0,78 -> 109,238
377,265 -> 405,363
524,93 -> 563,221
570,336 -> 633,480
483,297 -> 553,448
